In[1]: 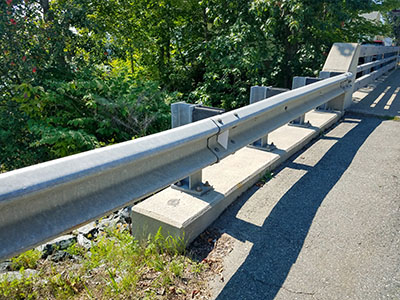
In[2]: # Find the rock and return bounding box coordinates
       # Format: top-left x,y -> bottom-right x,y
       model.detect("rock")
0,269 -> 38,281
77,234 -> 92,249
119,207 -> 132,224
50,250 -> 73,262
0,261 -> 11,273
77,222 -> 98,239
39,244 -> 54,259
50,234 -> 77,250
98,217 -> 119,231
38,235 -> 77,258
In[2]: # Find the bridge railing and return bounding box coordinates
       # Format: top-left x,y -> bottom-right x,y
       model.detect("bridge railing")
0,43 -> 398,260
354,45 -> 399,90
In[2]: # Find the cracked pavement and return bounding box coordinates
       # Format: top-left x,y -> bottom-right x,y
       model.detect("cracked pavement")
208,115 -> 400,300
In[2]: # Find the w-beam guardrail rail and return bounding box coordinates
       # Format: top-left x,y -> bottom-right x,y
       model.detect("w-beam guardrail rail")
0,43 -> 398,260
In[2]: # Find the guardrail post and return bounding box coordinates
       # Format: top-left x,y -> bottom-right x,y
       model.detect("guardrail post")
171,102 -> 196,128
289,77 -> 323,126
321,43 -> 360,112
317,71 -> 344,110
248,86 -> 288,151
170,102 -> 223,195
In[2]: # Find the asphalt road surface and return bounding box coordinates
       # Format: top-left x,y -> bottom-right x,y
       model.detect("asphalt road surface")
209,115 -> 400,300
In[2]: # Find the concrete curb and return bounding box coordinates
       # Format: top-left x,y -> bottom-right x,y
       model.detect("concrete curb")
131,110 -> 342,244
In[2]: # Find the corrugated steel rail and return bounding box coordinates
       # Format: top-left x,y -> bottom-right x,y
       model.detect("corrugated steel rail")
0,43 -> 398,260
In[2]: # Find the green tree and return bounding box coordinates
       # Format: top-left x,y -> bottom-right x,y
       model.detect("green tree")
387,10 -> 400,44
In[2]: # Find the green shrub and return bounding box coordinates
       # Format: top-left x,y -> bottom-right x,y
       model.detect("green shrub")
10,249 -> 42,271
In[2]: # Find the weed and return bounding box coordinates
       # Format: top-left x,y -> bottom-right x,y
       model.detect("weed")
261,170 -> 274,183
10,249 -> 42,271
82,282 -> 94,299
379,115 -> 400,121
0,227 -> 205,299
65,243 -> 86,257
106,268 -> 119,294
0,269 -> 37,300
192,262 -> 205,274
169,259 -> 184,278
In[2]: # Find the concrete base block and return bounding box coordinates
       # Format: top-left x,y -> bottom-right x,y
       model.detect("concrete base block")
131,110 -> 341,244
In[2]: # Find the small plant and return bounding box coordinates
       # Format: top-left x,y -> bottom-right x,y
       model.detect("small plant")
1,226 -> 205,299
379,115 -> 399,121
65,243 -> 86,257
169,259 -> 184,278
0,269 -> 38,300
106,268 -> 120,294
261,170 -> 274,183
10,249 -> 42,271
191,262 -> 205,275
48,272 -> 81,299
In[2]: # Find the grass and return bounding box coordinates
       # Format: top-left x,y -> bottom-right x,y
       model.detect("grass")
379,115 -> 400,121
261,170 -> 274,183
391,116 -> 400,122
10,249 -> 42,271
0,227 -> 207,300
0,269 -> 37,300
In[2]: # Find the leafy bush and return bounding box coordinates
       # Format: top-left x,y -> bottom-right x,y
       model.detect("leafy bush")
1,67 -> 173,170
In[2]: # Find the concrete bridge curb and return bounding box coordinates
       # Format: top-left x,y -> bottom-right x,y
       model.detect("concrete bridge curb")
131,110 -> 341,243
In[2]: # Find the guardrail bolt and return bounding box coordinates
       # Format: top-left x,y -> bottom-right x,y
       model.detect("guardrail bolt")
204,181 -> 210,187
230,139 -> 236,144
196,186 -> 203,192
234,113 -> 239,118
217,118 -> 223,124
176,181 -> 182,187
214,147 -> 220,152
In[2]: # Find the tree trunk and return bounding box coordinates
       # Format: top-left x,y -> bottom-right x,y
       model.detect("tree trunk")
39,0 -> 50,20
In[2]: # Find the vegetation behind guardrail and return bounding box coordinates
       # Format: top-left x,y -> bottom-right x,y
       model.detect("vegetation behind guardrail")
2,0 -> 399,172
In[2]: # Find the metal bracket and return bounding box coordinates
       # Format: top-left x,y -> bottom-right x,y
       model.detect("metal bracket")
247,133 -> 276,152
248,86 -> 288,152
170,102 -> 220,196
288,113 -> 312,128
288,120 -> 312,128
315,103 -> 330,111
171,170 -> 213,196
248,139 -> 277,152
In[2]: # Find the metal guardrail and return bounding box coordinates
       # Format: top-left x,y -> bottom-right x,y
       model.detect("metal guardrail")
0,42 -> 398,260
0,72 -> 353,260
354,45 -> 400,91
0,119 -> 220,259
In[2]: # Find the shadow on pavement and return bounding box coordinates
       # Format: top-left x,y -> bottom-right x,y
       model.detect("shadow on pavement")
349,69 -> 400,117
213,116 -> 382,300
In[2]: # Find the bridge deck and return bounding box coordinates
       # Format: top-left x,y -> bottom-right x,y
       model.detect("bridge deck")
350,68 -> 400,117
208,71 -> 400,299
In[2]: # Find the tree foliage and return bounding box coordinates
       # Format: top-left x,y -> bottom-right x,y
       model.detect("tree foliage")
387,10 -> 400,44
0,0 -> 397,172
